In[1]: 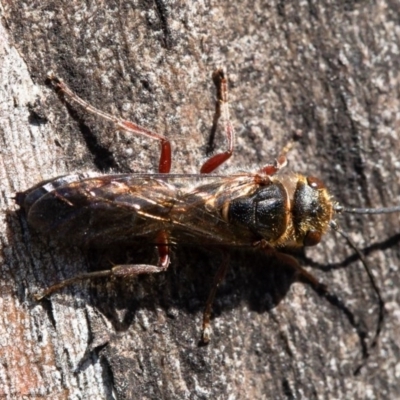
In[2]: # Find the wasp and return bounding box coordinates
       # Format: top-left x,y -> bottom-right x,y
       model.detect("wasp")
16,70 -> 400,362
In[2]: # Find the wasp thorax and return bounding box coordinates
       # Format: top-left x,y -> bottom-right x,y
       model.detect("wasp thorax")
292,175 -> 333,246
225,180 -> 289,243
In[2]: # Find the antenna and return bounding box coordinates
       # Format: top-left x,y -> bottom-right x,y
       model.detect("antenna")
334,204 -> 400,215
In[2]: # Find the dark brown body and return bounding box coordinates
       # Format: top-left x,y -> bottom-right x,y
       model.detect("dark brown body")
17,170 -> 334,250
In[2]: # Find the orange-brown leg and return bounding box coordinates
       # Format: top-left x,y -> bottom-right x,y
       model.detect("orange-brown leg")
48,73 -> 172,173
200,69 -> 234,174
35,232 -> 170,300
257,140 -> 296,176
200,69 -> 297,178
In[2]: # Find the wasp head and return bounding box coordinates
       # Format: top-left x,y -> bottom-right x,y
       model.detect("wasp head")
291,175 -> 334,247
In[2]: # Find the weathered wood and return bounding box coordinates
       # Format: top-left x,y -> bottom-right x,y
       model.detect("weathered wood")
1,1 -> 400,398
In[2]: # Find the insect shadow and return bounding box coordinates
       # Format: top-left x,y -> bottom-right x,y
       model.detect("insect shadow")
14,221 -> 366,349
67,243 -> 301,331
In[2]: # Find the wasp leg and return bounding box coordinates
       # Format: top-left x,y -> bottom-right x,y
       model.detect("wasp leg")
34,232 -> 171,300
201,252 -> 230,343
200,69 -> 234,174
48,73 -> 172,173
257,140 -> 296,176
273,251 -> 327,292
256,240 -> 327,292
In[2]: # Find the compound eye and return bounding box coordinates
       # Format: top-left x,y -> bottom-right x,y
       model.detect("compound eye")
304,230 -> 322,246
307,176 -> 325,190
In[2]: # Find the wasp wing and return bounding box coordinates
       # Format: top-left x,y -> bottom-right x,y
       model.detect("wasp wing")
18,173 -> 260,247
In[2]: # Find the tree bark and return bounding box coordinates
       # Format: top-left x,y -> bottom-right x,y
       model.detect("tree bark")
1,1 -> 400,399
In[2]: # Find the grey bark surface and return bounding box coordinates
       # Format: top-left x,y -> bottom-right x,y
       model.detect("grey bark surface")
1,1 -> 400,399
